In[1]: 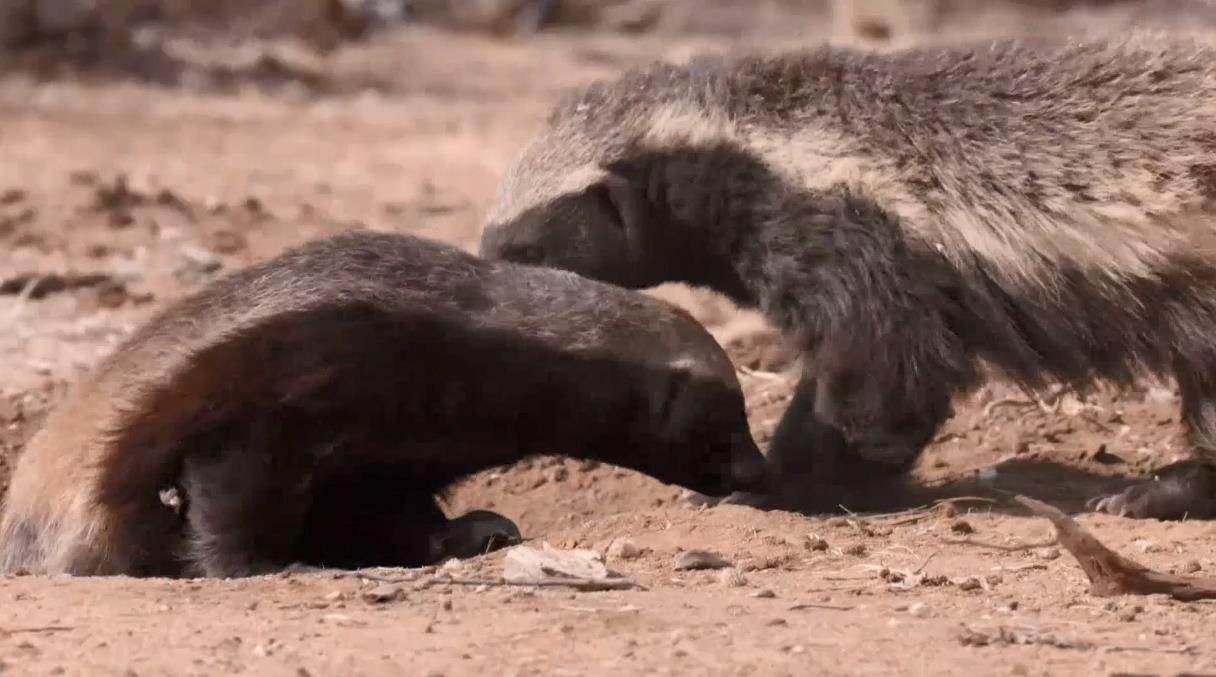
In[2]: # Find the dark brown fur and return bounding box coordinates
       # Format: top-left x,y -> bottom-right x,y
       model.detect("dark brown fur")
479,33 -> 1216,518
0,230 -> 768,578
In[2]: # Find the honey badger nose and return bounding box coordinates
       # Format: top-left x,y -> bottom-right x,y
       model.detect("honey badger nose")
729,435 -> 773,494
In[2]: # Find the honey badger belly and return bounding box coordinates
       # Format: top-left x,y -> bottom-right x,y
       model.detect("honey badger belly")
479,32 -> 1216,519
0,231 -> 768,578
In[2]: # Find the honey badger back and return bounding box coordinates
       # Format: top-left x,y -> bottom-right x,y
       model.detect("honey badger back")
479,32 -> 1216,519
0,231 -> 768,578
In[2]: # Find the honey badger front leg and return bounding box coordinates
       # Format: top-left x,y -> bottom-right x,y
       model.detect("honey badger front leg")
730,297 -> 973,513
1087,357 -> 1216,519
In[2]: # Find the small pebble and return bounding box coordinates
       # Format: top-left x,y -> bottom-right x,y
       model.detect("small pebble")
718,568 -> 747,587
362,585 -> 405,604
751,589 -> 777,599
842,543 -> 867,557
949,520 -> 974,535
1185,560 -> 1202,573
673,550 -> 732,571
1036,548 -> 1061,560
1135,538 -> 1163,553
321,614 -> 361,627
323,591 -> 344,602
678,490 -> 718,508
0,188 -> 27,205
0,397 -> 19,423
174,246 -> 223,283
608,538 -> 642,560
907,602 -> 931,618
806,537 -> 829,552
955,576 -> 982,591
739,556 -> 782,572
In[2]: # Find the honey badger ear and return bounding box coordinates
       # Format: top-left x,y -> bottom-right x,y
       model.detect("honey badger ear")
587,171 -> 642,237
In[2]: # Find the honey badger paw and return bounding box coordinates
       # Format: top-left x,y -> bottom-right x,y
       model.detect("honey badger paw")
717,472 -> 914,515
429,510 -> 522,562
1086,460 -> 1216,520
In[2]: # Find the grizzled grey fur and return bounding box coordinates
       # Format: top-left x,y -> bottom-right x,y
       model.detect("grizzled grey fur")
479,31 -> 1216,519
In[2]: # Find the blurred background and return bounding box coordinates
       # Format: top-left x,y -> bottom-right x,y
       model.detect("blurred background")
5,0 -> 1216,87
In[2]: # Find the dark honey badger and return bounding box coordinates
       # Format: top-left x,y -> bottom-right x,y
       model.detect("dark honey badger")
0,231 -> 769,578
480,32 -> 1216,519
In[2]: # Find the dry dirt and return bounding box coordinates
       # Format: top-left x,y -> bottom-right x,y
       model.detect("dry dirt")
4,5 -> 1216,676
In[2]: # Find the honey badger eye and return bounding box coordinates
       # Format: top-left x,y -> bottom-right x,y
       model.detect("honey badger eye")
509,244 -> 545,263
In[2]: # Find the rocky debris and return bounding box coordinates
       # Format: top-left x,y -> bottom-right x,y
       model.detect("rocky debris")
503,543 -> 638,591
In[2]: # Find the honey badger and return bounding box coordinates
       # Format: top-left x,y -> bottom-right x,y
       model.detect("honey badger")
479,32 -> 1216,519
0,230 -> 769,578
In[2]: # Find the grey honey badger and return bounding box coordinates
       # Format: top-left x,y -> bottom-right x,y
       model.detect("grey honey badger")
480,32 -> 1216,520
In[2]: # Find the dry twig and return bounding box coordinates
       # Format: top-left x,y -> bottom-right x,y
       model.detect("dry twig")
943,537 -> 1058,552
0,626 -> 74,636
338,570 -> 642,591
1015,495 -> 1216,601
788,602 -> 855,611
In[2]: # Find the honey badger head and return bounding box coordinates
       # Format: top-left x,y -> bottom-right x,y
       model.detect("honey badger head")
479,60 -> 718,290
480,138 -> 648,287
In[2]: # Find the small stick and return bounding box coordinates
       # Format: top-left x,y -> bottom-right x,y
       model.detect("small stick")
337,570 -> 644,592
982,398 -> 1039,418
0,626 -> 74,636
6,276 -> 39,322
788,602 -> 855,611
1101,644 -> 1199,655
912,551 -> 939,575
847,496 -> 997,522
943,537 -> 1058,553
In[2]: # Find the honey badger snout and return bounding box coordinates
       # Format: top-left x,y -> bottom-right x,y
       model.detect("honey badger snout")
727,433 -> 773,494
645,356 -> 773,497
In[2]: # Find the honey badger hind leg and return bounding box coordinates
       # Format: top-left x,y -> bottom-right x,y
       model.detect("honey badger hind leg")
298,473 -> 522,570
281,508 -> 521,575
1087,364 -> 1216,520
429,510 -> 522,562
177,418 -> 314,579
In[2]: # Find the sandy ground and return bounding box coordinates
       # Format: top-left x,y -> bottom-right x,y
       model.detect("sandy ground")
4,5 -> 1216,675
